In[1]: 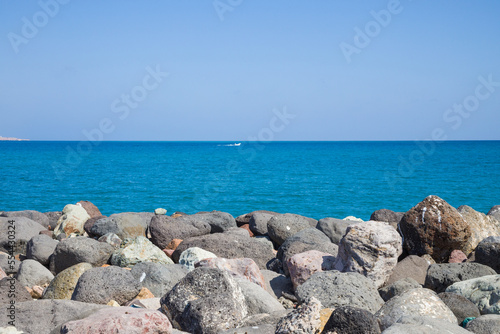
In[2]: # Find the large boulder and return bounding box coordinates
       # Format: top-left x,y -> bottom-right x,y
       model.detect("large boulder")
195,257 -> 266,288
295,271 -> 384,313
446,274 -> 500,314
50,236 -> 115,274
172,232 -> 275,269
160,267 -> 247,333
438,292 -> 481,324
375,288 -> 457,330
76,200 -> 102,219
267,213 -> 316,246
53,204 -> 90,237
248,211 -> 279,235
191,211 -> 237,233
322,305 -> 381,334
385,255 -> 430,286
149,214 -> 211,250
465,314 -> 500,334
315,217 -> 357,244
130,262 -> 188,298
287,250 -> 335,290
60,307 -> 172,333
235,278 -> 285,315
15,259 -> 54,287
399,195 -> 472,262
110,236 -> 173,267
90,213 -> 148,240
458,205 -> 500,254
334,221 -> 402,288
475,236 -> 500,273
0,217 -> 46,255
277,228 -> 338,276
43,263 -> 93,300
0,210 -> 50,229
425,262 -> 496,293
382,315 -> 472,334
26,234 -> 59,266
71,266 -> 141,305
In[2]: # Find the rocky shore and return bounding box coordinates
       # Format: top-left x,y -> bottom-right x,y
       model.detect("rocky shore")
1,196 -> 500,333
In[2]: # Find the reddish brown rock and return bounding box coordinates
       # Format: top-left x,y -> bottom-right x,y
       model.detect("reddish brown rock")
195,257 -> 266,288
165,239 -> 183,250
135,287 -> 155,300
239,224 -> 255,237
77,200 -> 102,219
448,249 -> 467,263
399,195 -> 472,263
163,249 -> 175,258
287,250 -> 336,290
61,307 -> 173,333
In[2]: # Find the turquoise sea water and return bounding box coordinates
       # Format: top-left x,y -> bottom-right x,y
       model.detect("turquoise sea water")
0,141 -> 499,220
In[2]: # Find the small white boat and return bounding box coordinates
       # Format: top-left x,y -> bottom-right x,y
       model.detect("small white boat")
234,143 -> 241,146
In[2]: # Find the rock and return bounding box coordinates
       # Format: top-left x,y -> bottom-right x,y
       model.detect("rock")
0,217 -> 46,255
385,255 -> 429,286
448,249 -> 467,263
53,204 -> 90,237
438,292 -> 480,324
15,259 -> 54,287
465,314 -> 500,333
110,236 -> 173,267
0,267 -> 5,280
90,213 -> 148,240
76,200 -> 102,219
275,297 -> 321,334
296,271 -> 384,313
315,217 -> 357,244
29,285 -> 45,299
219,324 -> 276,334
194,211 -> 236,233
160,267 -> 247,333
130,262 -> 188,297
0,210 -> 50,229
267,213 -> 316,246
239,224 -> 254,237
399,195 -> 472,262
261,269 -> 293,300
335,221 -> 402,288
149,214 -> 211,250
379,278 -> 422,302
370,209 -> 404,230
97,232 -> 122,248
322,305 -> 381,334
424,262 -> 496,293
458,205 -> 500,254
421,254 -> 436,264
26,234 -> 58,266
83,216 -> 106,237
60,306 -> 172,333
44,211 -> 63,230
195,257 -> 265,288
344,216 -> 363,222
487,205 -> 500,222
43,263 -> 93,300
287,250 -> 335,290
382,315 -> 472,334
235,278 -> 285,315
475,236 -> 500,273
0,253 -> 20,275
0,326 -> 23,333
50,236 -> 115,274
446,274 -> 500,314
155,208 -> 167,215
236,210 -> 279,226
249,212 -> 278,235
225,226 -> 250,238
375,288 -> 457,330
0,299 -> 108,334
173,232 -> 275,270
72,266 -> 141,305
0,277 -> 32,304
277,228 -> 338,276
165,239 -> 183,251
178,247 -> 217,271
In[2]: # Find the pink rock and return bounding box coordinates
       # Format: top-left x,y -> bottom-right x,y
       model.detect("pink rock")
61,307 -> 172,333
448,250 -> 467,263
195,257 -> 266,288
287,250 -> 336,290
163,249 -> 175,258
0,266 -> 6,279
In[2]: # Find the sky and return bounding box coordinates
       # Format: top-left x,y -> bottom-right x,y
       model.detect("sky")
1,0 -> 499,141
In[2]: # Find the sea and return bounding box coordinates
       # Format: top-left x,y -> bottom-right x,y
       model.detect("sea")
0,141 -> 499,220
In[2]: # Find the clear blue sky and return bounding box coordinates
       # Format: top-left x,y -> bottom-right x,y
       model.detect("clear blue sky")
1,1 -> 499,141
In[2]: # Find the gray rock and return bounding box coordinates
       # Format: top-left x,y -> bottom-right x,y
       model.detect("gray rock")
149,214 -> 211,249
275,297 -> 322,334
236,210 -> 279,226
192,211 -> 236,233
267,213 -> 317,246
44,211 -> 63,230
26,234 -> 58,266
385,255 -> 430,286
172,232 -> 275,270
130,262 -> 188,297
0,277 -> 32,304
475,236 -> 500,273
446,274 -> 500,314
379,278 -> 422,302
83,215 -> 107,237
235,278 -> 285,315
178,247 -> 217,271
323,306 -> 381,334
261,269 -> 293,299
249,212 -> 278,235
382,315 -> 472,334
425,262 -> 496,293
465,314 -> 500,333
50,236 -> 115,274
375,288 -> 457,330
316,217 -> 357,244
110,236 -> 173,267
97,232 -> 122,248
438,292 -> 480,324
296,271 -> 384,313
160,267 -> 247,334
0,217 -> 46,255
487,205 -> 500,222
71,266 -> 141,305
15,259 -> 54,287
1,210 -> 50,229
239,310 -> 289,327
0,252 -> 21,275
458,205 -> 500,255
370,209 -> 404,226
277,228 -> 338,276
220,325 -> 276,334
90,213 -> 148,240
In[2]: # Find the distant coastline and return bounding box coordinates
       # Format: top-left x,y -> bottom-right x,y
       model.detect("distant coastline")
0,136 -> 29,141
